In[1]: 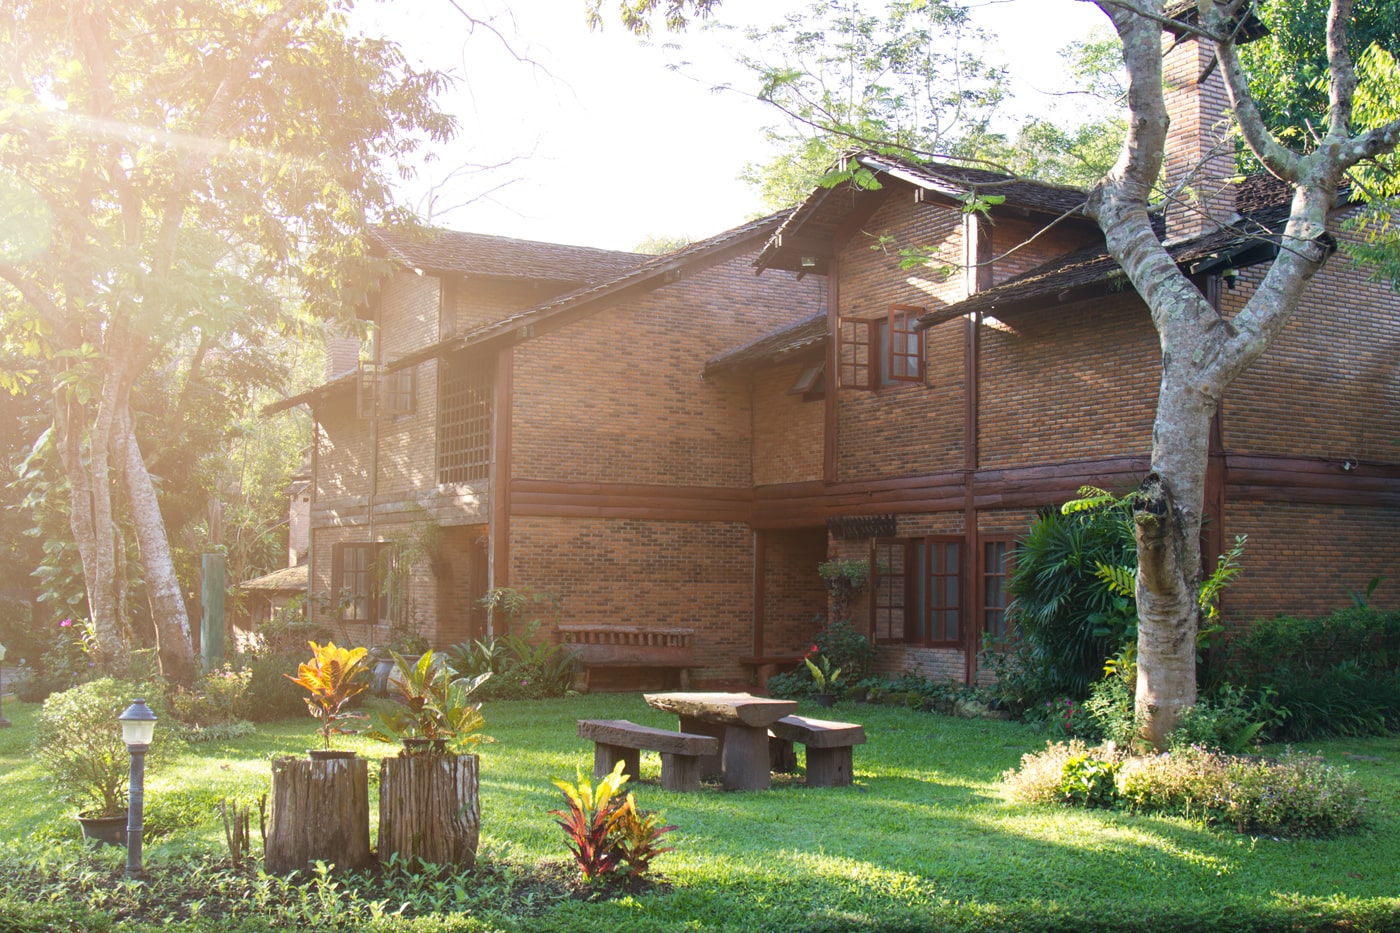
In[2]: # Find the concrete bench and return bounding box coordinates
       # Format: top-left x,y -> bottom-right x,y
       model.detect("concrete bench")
576,719 -> 719,793
768,715 -> 867,787
560,625 -> 694,692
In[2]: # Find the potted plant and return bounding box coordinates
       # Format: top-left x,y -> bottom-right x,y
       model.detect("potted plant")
32,678 -> 172,846
803,646 -> 844,707
369,649 -> 493,868
284,641 -> 370,757
367,649 -> 493,754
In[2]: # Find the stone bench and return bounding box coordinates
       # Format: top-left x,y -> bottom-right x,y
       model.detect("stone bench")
768,715 -> 867,787
559,625 -> 695,692
576,719 -> 719,793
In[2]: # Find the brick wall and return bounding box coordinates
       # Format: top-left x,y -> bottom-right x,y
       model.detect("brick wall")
511,257 -> 823,487
752,361 -> 824,486
1221,225 -> 1400,464
509,515 -> 755,682
761,528 -> 828,656
979,294 -> 1159,468
1223,501 -> 1400,624
836,197 -> 968,480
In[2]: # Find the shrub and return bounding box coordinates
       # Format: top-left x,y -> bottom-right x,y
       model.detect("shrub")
1004,740 -> 1123,805
1084,673 -> 1138,746
1222,748 -> 1365,837
169,664 -> 252,729
1117,745 -> 1230,821
1166,684 -> 1273,753
234,649 -> 311,722
766,618 -> 875,699
1059,753 -> 1121,808
1225,607 -> 1400,740
1120,746 -> 1365,837
1004,494 -> 1136,703
444,625 -> 575,701
551,761 -> 676,883
32,678 -> 177,817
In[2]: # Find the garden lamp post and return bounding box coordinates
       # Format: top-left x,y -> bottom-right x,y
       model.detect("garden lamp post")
118,699 -> 157,880
0,642 -> 10,728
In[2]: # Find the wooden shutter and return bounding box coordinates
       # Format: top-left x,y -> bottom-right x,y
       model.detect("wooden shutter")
837,317 -> 875,390
887,305 -> 925,384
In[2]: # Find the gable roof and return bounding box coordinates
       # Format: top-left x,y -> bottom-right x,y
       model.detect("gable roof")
264,211 -> 793,415
916,174 -> 1297,327
705,311 -> 827,374
755,150 -> 1091,276
370,227 -> 643,284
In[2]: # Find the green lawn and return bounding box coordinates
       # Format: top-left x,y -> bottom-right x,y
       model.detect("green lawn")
1,693 -> 1398,932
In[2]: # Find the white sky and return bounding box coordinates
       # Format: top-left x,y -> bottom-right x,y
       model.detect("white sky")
351,0 -> 1109,252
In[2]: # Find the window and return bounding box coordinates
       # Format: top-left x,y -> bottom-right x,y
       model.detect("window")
871,537 -> 963,646
384,367 -> 415,416
837,304 -> 925,390
983,539 -> 1014,641
438,353 -> 494,484
331,542 -> 408,626
332,542 -> 383,623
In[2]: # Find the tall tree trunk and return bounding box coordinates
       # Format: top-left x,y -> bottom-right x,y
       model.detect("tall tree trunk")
118,409 -> 198,686
54,363 -> 130,673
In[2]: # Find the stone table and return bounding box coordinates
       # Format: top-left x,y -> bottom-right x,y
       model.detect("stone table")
644,691 -> 797,790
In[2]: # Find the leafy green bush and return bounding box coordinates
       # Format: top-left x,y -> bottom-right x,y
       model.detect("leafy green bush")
1003,740 -> 1123,805
1059,753 -> 1121,808
444,625 -> 575,701
1166,684 -> 1274,753
1003,494 -> 1136,704
1084,673 -> 1137,745
1222,748 -> 1365,837
767,618 -> 876,699
33,678 -> 177,817
1226,607 -> 1400,740
233,649 -> 309,722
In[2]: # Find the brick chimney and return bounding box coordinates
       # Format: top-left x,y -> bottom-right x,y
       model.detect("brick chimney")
1160,26 -> 1238,241
325,335 -> 361,382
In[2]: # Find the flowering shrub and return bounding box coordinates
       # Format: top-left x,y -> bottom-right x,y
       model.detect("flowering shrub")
1010,742 -> 1367,838
169,664 -> 254,738
1041,696 -> 1096,739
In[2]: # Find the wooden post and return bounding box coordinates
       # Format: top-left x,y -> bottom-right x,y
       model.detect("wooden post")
378,753 -> 480,868
593,743 -> 641,782
721,724 -> 772,791
265,756 -> 371,874
678,715 -> 724,778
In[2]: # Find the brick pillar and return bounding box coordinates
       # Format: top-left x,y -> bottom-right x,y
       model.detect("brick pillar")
1161,33 -> 1237,241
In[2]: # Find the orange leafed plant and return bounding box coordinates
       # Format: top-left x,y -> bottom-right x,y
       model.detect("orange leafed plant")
284,641 -> 371,750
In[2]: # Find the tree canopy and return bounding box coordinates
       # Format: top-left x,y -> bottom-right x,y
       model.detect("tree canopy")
0,0 -> 455,681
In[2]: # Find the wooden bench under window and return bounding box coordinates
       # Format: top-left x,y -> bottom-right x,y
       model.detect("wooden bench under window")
768,714 -> 867,787
576,719 -> 718,792
558,625 -> 695,692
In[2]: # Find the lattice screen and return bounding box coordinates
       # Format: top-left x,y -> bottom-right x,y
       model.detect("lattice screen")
438,354 -> 493,484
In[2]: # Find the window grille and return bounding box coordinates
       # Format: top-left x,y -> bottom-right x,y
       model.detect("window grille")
438,353 -> 493,484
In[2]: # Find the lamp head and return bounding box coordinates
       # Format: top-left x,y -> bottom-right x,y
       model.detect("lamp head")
119,698 -> 157,748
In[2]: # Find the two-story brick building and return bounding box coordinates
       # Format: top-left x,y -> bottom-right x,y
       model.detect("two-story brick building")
271,28 -> 1398,689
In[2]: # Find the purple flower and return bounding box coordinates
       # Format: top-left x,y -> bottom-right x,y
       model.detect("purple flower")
59,619 -> 72,628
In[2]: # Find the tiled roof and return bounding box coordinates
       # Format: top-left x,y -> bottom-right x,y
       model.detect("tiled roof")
705,312 -> 827,374
385,210 -> 794,370
370,227 -> 644,283
920,178 -> 1296,324
756,150 -> 1091,274
237,564 -> 308,593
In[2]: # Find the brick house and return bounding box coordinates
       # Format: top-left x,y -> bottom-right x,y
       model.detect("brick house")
272,26 -> 1398,688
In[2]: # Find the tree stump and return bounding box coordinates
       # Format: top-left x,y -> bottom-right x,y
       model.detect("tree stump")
265,755 -> 372,874
378,753 -> 480,868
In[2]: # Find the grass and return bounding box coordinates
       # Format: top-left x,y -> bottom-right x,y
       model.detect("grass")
2,693 -> 1400,931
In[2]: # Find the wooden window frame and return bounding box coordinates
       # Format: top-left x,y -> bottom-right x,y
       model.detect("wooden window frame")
837,317 -> 874,390
332,542 -> 378,623
981,538 -> 1015,643
886,304 -> 925,384
869,535 -> 963,647
837,305 -> 925,391
384,366 -> 415,416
